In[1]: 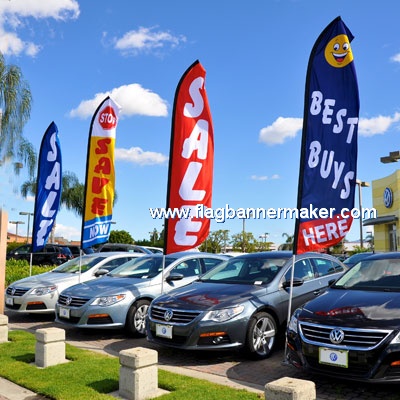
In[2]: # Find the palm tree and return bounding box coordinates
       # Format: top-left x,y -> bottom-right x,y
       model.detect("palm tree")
280,232 -> 294,250
0,54 -> 35,177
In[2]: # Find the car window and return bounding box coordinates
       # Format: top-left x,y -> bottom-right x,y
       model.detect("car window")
331,259 -> 345,272
202,257 -> 225,273
173,259 -> 201,277
311,258 -> 336,277
285,259 -> 314,281
102,257 -> 135,272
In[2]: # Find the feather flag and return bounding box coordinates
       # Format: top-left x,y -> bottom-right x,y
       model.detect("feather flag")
31,122 -> 62,252
293,16 -> 359,254
81,96 -> 121,249
164,60 -> 214,254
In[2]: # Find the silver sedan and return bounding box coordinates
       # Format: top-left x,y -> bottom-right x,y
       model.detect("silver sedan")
5,252 -> 143,314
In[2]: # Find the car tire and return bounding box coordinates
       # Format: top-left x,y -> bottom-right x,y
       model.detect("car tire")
244,311 -> 277,359
126,300 -> 150,337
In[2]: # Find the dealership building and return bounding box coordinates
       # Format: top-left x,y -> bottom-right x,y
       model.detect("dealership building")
364,169 -> 400,252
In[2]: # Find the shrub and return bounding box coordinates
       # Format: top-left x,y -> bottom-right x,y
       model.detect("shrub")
5,259 -> 54,287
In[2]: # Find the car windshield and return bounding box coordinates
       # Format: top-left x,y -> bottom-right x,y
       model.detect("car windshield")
51,255 -> 105,274
334,257 -> 400,291
108,256 -> 175,278
199,255 -> 290,284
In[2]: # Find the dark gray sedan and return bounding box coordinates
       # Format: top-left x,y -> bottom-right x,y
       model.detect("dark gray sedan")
147,251 -> 347,359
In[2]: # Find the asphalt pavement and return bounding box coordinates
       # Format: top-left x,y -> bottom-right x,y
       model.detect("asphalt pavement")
2,311 -> 400,399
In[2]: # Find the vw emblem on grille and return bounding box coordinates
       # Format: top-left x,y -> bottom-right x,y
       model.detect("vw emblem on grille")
10,287 -> 16,296
329,328 -> 345,344
65,296 -> 72,306
164,309 -> 173,322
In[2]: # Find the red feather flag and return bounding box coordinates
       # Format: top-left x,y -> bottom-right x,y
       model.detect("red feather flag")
164,60 -> 214,254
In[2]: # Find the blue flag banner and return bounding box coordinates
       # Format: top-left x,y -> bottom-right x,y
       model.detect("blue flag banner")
31,121 -> 62,252
293,17 -> 359,254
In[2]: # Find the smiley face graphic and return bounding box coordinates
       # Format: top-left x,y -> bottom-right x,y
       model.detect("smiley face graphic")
324,34 -> 353,68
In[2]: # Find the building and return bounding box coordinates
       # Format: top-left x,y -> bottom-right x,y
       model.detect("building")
364,170 -> 400,252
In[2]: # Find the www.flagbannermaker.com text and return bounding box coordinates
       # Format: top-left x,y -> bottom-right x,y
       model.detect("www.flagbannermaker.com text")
148,204 -> 377,223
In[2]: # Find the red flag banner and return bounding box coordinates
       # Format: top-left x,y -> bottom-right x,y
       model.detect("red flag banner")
164,60 -> 214,254
293,17 -> 359,254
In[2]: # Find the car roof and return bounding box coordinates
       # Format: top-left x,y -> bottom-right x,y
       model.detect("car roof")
357,252 -> 400,260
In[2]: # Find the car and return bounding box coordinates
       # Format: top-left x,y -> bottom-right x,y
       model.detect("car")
6,243 -> 74,265
4,252 -> 143,314
96,243 -> 153,254
143,246 -> 163,254
285,252 -> 400,383
146,251 -> 347,359
55,252 -> 228,336
343,251 -> 376,268
64,245 -> 95,258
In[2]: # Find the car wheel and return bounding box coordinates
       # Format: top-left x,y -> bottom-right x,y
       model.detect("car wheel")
126,300 -> 150,337
244,311 -> 277,359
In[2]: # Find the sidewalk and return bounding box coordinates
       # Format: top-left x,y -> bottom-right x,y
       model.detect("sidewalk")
0,377 -> 47,400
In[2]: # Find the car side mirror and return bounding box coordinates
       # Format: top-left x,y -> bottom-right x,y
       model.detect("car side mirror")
282,277 -> 304,288
328,278 -> 337,286
94,269 -> 109,277
166,272 -> 184,282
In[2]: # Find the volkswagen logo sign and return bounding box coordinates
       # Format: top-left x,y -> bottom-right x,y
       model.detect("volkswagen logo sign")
384,187 -> 393,208
65,296 -> 72,306
164,309 -> 173,322
329,328 -> 345,344
10,287 -> 16,296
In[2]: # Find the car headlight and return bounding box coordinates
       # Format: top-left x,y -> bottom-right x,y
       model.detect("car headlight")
203,305 -> 244,322
390,332 -> 400,344
31,285 -> 57,296
288,308 -> 301,334
91,294 -> 126,307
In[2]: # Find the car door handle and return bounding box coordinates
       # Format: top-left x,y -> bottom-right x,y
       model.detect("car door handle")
313,289 -> 321,296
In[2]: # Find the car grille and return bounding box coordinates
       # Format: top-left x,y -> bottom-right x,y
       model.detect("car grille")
58,294 -> 90,307
6,287 -> 29,296
150,305 -> 201,324
299,321 -> 392,350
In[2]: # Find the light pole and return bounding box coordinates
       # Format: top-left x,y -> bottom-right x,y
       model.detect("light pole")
380,150 -> 400,164
9,220 -> 25,242
19,211 -> 34,243
356,180 -> 370,248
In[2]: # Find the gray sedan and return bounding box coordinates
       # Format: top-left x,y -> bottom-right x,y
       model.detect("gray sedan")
55,252 -> 228,336
5,252 -> 142,314
146,251 -> 348,359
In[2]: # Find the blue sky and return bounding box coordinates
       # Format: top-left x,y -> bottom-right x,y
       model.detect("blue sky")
1,0 -> 400,247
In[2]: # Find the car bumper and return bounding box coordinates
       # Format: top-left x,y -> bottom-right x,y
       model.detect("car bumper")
147,314 -> 249,351
286,329 -> 400,383
55,302 -> 128,329
5,293 -> 57,314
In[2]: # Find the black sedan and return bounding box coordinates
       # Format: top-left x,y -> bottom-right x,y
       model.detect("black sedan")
147,251 -> 347,359
286,252 -> 400,383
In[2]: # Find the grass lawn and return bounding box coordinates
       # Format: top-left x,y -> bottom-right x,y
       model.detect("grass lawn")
0,330 -> 262,400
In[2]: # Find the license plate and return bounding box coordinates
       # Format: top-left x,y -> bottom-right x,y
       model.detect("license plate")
59,307 -> 70,319
156,323 -> 173,339
5,296 -> 13,306
319,347 -> 348,368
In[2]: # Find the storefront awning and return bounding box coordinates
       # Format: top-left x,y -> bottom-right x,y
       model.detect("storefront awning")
363,215 -> 398,226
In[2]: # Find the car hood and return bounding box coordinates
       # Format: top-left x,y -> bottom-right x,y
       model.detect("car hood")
152,281 -> 265,310
8,272 -> 84,289
61,276 -> 151,297
300,288 -> 400,327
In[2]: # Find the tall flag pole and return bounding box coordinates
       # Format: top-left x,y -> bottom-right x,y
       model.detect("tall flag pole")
293,16 -> 359,255
81,96 -> 121,249
31,121 -> 62,253
164,60 -> 214,255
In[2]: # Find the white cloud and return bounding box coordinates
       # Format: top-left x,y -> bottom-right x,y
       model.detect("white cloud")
259,117 -> 303,145
54,223 -> 81,241
115,147 -> 168,166
250,174 -> 280,181
69,84 -> 169,119
391,53 -> 400,63
0,0 -> 79,56
358,113 -> 400,137
113,26 -> 186,56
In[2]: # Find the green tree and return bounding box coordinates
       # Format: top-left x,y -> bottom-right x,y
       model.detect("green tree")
280,232 -> 294,250
231,231 -> 258,253
199,229 -> 230,253
108,229 -> 134,244
0,54 -> 35,177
